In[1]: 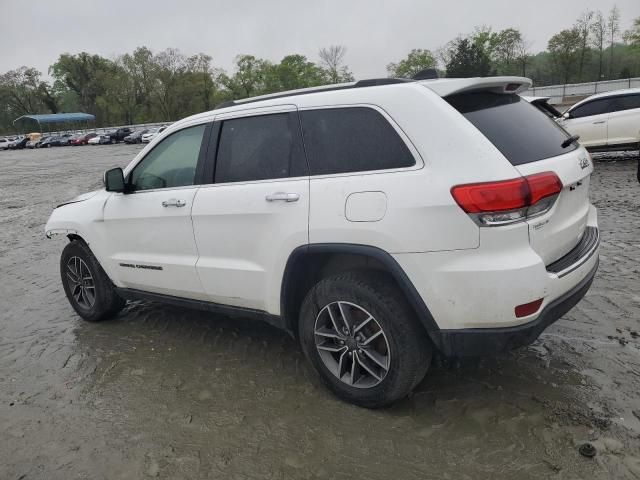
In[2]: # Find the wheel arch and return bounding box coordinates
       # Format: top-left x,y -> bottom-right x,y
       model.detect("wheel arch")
280,244 -> 440,342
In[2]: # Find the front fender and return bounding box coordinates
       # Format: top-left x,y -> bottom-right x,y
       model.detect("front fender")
45,190 -> 109,239
45,189 -> 116,280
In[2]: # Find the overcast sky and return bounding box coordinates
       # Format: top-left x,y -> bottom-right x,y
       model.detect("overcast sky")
2,0 -> 639,79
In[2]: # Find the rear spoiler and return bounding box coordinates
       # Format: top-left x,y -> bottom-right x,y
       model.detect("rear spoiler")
421,76 -> 532,97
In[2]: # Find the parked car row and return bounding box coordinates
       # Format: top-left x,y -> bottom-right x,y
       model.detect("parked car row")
1,126 -> 169,151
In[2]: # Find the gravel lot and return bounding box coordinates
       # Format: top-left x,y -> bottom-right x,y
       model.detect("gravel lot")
1,144 -> 639,479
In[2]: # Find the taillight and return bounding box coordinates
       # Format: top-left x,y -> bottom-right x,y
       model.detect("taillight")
451,171 -> 562,226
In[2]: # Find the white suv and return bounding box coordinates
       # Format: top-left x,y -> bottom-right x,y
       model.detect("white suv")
560,87 -> 640,151
45,77 -> 600,407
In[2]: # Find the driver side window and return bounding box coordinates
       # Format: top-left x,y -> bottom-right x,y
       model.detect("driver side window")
130,124 -> 206,191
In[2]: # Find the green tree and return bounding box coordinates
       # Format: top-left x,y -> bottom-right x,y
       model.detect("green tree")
187,53 -> 221,111
267,54 -> 327,91
219,55 -> 271,99
386,49 -> 436,78
50,52 -> 116,114
547,28 -> 582,83
445,39 -> 492,77
492,28 -> 525,75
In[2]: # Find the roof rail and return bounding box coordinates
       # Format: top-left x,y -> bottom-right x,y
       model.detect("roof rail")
352,78 -> 413,87
214,77 -> 415,110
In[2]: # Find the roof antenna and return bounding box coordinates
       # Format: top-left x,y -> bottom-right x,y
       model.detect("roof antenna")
412,69 -> 438,80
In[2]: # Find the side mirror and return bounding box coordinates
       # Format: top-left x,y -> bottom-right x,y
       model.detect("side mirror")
562,111 -> 571,120
104,167 -> 126,192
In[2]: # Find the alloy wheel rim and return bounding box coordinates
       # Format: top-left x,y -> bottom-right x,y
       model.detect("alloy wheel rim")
313,301 -> 390,388
66,256 -> 96,309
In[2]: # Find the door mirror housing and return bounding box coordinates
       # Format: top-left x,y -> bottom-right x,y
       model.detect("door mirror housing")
562,111 -> 571,120
104,167 -> 126,192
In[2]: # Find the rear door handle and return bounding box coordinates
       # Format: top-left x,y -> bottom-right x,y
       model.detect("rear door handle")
162,198 -> 186,207
266,192 -> 300,202
592,121 -> 606,124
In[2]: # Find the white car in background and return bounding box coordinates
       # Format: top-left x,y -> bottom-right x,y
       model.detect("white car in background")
88,134 -> 111,145
0,138 -> 11,150
141,126 -> 167,143
559,88 -> 640,151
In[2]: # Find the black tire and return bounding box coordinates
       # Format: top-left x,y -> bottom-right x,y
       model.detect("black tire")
60,240 -> 125,322
299,270 -> 432,408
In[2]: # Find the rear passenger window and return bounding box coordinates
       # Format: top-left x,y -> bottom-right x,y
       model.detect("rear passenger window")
611,94 -> 640,112
215,113 -> 306,183
299,107 -> 415,175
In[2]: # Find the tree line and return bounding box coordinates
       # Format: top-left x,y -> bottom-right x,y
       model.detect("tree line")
1,6 -> 639,134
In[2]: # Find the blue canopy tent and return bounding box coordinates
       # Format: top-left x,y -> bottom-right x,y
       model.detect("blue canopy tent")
13,112 -> 96,133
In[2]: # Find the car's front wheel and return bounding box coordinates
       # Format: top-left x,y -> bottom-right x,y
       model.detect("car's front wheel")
60,240 -> 125,322
299,271 -> 432,408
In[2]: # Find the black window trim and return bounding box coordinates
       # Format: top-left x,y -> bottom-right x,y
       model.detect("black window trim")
123,120 -> 214,194
296,103 -> 423,178
204,109 -> 309,186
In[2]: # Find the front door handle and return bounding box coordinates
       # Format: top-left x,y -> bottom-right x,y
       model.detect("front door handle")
162,198 -> 186,208
592,121 -> 606,124
266,192 -> 300,202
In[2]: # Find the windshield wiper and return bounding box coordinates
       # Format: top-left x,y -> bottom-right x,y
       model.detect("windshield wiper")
561,134 -> 580,148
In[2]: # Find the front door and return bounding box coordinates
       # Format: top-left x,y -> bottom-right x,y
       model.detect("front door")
561,97 -> 612,148
102,122 -> 210,299
191,107 -> 309,313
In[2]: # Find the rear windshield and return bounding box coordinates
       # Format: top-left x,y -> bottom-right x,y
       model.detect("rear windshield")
446,92 -> 576,165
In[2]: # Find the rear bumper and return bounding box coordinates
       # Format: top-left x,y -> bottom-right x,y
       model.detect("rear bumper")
393,204 -> 599,356
430,258 -> 598,356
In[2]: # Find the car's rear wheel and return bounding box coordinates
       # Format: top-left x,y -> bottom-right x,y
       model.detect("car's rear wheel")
61,240 -> 125,322
299,270 -> 431,408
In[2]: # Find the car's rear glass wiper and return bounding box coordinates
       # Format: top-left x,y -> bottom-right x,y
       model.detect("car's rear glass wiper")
561,134 -> 580,149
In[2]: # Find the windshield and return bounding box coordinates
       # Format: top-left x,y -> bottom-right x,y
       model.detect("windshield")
446,92 -> 577,166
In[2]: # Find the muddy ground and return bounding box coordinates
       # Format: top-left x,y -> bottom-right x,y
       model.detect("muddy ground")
0,144 -> 639,479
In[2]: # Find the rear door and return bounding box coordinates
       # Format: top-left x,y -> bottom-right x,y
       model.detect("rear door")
561,98 -> 612,148
606,93 -> 640,147
191,106 -> 309,313
447,92 -> 593,265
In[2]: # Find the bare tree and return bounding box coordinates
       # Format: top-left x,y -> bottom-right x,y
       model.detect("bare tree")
516,37 -> 532,77
591,11 -> 607,80
318,46 -> 354,83
575,11 -> 593,81
607,5 -> 621,79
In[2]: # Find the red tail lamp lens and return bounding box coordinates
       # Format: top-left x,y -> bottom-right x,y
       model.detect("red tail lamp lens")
451,172 -> 562,214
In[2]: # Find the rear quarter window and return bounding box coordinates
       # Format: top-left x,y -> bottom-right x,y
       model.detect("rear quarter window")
299,107 -> 415,175
446,92 -> 576,166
